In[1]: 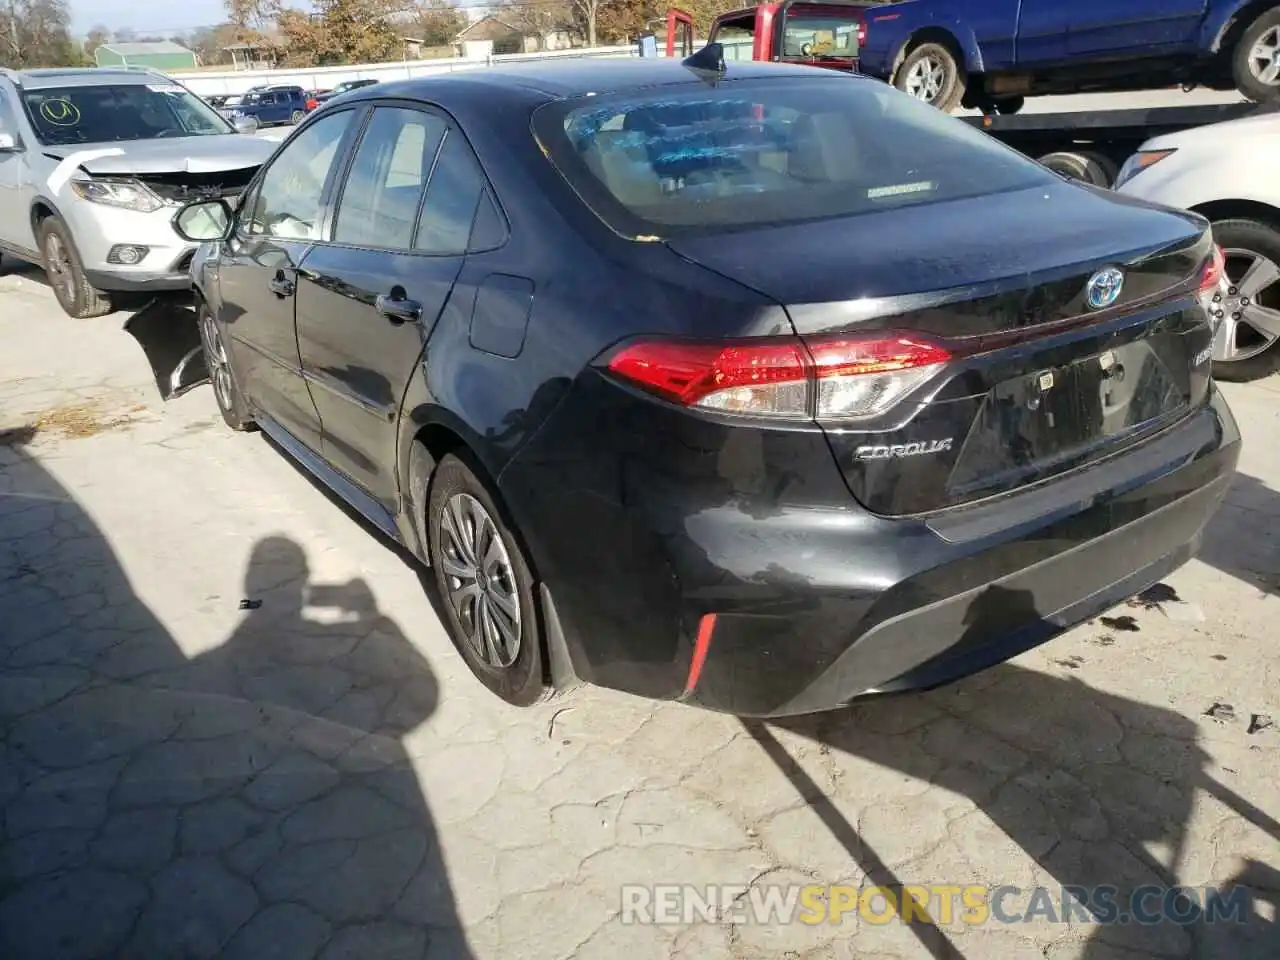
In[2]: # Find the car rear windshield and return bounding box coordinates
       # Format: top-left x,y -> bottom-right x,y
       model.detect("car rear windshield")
21,83 -> 234,146
531,76 -> 1055,238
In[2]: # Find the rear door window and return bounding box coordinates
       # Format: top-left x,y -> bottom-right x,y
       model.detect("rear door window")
333,106 -> 446,249
414,127 -> 487,256
532,76 -> 1055,238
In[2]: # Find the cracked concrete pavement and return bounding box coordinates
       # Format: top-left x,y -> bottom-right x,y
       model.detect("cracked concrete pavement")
2,261 -> 1279,960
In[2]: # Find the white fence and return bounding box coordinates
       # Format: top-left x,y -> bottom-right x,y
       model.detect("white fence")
170,44 -> 655,96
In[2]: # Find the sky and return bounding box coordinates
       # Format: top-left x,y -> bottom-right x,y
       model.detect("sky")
69,0 -> 237,36
68,0 -> 485,36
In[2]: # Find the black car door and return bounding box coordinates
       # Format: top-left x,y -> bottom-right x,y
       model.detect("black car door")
295,102 -> 487,509
216,107 -> 361,451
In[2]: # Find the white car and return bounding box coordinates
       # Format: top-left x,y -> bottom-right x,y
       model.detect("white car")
1115,112 -> 1280,382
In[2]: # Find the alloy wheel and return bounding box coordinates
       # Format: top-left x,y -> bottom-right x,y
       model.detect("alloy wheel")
201,312 -> 235,412
1249,26 -> 1280,86
44,233 -> 74,301
1213,247 -> 1280,363
905,57 -> 946,102
439,492 -> 522,668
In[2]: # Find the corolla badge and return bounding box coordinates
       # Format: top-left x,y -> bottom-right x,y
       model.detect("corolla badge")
855,438 -> 954,461
1086,267 -> 1125,310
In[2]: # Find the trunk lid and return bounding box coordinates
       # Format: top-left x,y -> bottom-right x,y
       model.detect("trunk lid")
666,183 -> 1217,515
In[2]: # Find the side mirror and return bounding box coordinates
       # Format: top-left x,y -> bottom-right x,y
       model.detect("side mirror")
173,199 -> 232,242
0,132 -> 20,152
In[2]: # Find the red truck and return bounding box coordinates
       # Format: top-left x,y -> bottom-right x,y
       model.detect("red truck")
666,1 -> 871,71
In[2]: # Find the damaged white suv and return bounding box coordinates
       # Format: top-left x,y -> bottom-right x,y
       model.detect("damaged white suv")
0,67 -> 277,318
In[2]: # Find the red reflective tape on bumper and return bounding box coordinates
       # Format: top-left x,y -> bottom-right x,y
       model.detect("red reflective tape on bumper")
684,613 -> 717,695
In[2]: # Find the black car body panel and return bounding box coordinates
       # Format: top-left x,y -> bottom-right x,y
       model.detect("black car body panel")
189,58 -> 1239,716
497,375 -> 1237,715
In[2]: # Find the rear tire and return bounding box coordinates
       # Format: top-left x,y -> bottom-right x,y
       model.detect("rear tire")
1232,8 -> 1280,103
290,109 -> 305,124
895,42 -> 966,113
1036,150 -> 1117,188
38,217 -> 114,319
1207,218 -> 1280,382
427,452 -> 546,707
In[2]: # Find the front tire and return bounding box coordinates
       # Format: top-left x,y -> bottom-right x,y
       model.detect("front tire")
38,217 -> 114,319
1208,218 -> 1280,382
427,453 -> 546,706
197,303 -> 256,430
1232,8 -> 1280,102
895,42 -> 966,113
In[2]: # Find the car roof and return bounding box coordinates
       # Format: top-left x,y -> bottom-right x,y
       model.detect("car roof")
7,67 -> 159,90
358,57 -> 854,104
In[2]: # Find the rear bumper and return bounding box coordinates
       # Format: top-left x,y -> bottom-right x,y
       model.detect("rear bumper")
691,391 -> 1239,717
768,468 -> 1227,715
505,378 -> 1239,717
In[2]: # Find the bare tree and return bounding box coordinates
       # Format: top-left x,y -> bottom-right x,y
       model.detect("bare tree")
223,0 -> 282,40
0,0 -> 78,68
571,0 -> 605,46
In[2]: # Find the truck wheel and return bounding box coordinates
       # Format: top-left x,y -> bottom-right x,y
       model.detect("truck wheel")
1232,8 -> 1280,102
39,217 -> 114,319
1208,218 -> 1280,382
1036,150 -> 1117,188
895,42 -> 966,113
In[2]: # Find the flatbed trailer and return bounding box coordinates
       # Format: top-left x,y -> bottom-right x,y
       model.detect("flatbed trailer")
960,99 -> 1280,188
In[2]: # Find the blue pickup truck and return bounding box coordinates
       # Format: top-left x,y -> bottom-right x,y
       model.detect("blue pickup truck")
857,0 -> 1280,112
221,85 -> 309,128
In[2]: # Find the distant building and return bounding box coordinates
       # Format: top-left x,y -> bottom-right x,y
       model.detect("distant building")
220,42 -> 281,71
94,41 -> 199,71
453,15 -> 575,57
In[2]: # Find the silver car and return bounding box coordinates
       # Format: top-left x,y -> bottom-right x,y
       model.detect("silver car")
1115,112 -> 1280,382
0,67 -> 277,318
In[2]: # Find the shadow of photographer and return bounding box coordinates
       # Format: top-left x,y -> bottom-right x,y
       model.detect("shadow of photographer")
0,442 -> 471,959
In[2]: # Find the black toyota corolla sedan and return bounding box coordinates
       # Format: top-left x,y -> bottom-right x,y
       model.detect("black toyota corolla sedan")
174,53 -> 1240,717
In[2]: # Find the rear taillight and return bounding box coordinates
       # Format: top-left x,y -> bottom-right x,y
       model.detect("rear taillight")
857,21 -> 866,46
1199,243 -> 1228,326
605,334 -> 950,421
306,98 -> 318,110
1200,243 -> 1226,292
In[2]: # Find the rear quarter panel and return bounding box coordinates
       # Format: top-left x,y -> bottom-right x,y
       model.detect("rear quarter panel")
391,93 -> 789,543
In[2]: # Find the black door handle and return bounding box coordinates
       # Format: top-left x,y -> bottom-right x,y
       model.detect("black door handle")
375,294 -> 423,323
268,273 -> 295,297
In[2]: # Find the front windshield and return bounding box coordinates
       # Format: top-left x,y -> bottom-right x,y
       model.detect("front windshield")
22,83 -> 234,146
782,16 -> 860,57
